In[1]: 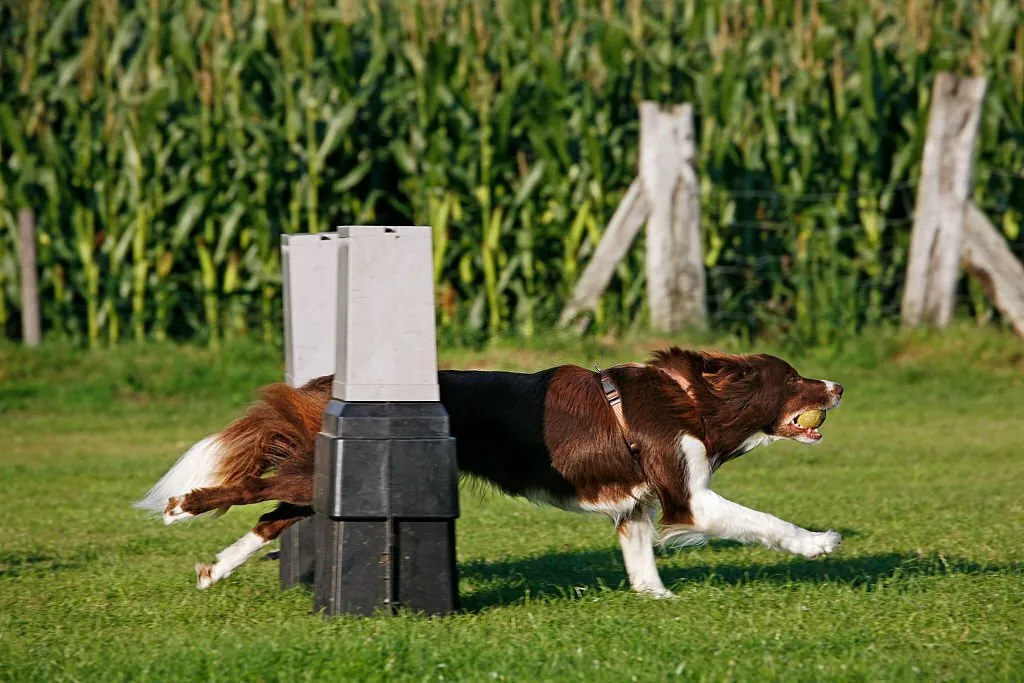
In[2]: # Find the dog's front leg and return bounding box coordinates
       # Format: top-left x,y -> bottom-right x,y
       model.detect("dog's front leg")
617,507 -> 674,598
679,435 -> 841,558
688,490 -> 841,558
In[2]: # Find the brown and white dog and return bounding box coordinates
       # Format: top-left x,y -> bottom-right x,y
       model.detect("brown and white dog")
135,347 -> 844,597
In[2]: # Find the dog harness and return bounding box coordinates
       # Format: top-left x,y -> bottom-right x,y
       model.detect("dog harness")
597,366 -> 640,456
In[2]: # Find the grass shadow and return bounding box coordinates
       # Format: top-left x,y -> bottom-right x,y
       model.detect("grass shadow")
457,547 -> 1020,612
0,550 -> 83,579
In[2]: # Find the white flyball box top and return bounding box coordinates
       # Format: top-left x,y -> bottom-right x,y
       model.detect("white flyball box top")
333,225 -> 441,402
281,232 -> 341,389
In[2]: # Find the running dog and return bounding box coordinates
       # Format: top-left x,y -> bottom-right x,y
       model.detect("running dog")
135,347 -> 844,596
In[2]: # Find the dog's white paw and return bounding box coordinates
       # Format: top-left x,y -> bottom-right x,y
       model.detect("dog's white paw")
163,497 -> 193,525
634,584 -> 676,599
786,530 -> 841,559
195,563 -> 215,589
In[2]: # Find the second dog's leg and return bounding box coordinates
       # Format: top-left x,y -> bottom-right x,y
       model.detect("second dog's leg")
195,503 -> 312,589
617,507 -> 674,598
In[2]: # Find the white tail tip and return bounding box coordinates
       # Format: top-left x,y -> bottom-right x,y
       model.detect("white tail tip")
134,435 -> 224,516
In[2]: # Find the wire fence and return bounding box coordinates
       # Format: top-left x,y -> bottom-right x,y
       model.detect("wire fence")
2,170 -> 1020,346
668,171 -> 1024,341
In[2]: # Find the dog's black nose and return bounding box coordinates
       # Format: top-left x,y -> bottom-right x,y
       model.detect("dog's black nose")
834,383 -> 844,397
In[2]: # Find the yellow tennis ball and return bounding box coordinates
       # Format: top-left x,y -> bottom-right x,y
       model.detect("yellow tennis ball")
796,409 -> 826,429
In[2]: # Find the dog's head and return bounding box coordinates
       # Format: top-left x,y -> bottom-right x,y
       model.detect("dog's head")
699,351 -> 843,445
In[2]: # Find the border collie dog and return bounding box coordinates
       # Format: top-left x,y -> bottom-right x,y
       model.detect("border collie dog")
135,347 -> 844,597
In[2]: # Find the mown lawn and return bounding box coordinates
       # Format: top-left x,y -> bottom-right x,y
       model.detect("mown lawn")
1,328 -> 1022,682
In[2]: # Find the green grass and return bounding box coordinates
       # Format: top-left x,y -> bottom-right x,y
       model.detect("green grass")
1,328 -> 1023,681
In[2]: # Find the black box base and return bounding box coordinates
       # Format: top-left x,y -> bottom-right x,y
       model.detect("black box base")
279,517 -> 316,589
312,400 -> 460,617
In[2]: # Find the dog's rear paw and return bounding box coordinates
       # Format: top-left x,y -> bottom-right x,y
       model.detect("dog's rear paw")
788,530 -> 841,558
163,497 -> 193,525
195,563 -> 214,589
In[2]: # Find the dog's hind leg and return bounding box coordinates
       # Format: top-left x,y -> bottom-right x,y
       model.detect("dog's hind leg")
194,503 -> 313,589
617,506 -> 674,598
163,474 -> 312,524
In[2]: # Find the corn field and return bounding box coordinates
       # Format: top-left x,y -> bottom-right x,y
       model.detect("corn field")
1,0 -> 1022,348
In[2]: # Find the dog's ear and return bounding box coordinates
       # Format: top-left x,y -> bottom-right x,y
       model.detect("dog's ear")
700,351 -> 754,392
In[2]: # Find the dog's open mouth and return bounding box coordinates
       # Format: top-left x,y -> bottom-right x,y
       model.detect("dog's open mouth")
789,411 -> 825,441
780,409 -> 829,442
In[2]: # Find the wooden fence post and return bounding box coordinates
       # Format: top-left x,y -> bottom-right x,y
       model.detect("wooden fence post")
19,207 -> 41,346
558,179 -> 649,333
901,73 -> 987,329
560,102 -> 705,334
640,102 -> 706,333
961,202 -> 1024,337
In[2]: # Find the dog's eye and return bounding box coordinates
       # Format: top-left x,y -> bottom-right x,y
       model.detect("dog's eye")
787,376 -> 800,385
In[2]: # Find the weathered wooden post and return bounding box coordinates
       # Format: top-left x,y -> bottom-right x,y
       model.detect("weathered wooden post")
278,232 -> 341,589
641,102 -> 706,333
961,202 -> 1024,337
901,73 -> 988,329
559,102 -> 705,334
558,181 -> 649,333
19,208 -> 41,347
313,225 -> 460,617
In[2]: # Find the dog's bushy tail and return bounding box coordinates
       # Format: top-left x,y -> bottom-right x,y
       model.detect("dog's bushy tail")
133,375 -> 334,517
